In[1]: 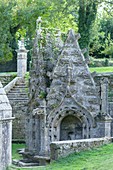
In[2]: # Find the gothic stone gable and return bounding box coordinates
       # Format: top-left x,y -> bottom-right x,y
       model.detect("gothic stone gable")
47,29 -> 99,116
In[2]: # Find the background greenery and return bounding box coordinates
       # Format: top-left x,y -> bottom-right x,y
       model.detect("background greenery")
1,0 -> 113,70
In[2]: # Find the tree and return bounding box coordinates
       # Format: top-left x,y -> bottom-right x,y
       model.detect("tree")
0,0 -> 52,63
89,3 -> 113,58
1,0 -> 113,64
78,0 -> 98,55
0,1 -> 14,62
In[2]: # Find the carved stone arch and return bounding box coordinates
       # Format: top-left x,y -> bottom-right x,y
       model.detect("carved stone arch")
47,105 -> 94,142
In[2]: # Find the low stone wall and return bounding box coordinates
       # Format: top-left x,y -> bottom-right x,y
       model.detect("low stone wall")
4,77 -> 21,94
50,137 -> 112,160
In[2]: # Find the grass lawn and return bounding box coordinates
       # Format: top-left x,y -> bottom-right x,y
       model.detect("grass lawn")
10,143 -> 113,170
89,66 -> 113,73
12,143 -> 25,160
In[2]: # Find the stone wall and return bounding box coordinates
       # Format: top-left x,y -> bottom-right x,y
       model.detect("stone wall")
50,137 -> 112,160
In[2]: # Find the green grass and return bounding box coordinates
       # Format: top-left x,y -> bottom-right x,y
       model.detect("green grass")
89,66 -> 113,73
12,143 -> 25,160
10,143 -> 113,170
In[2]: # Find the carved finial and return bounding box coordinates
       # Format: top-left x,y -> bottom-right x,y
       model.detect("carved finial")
36,16 -> 42,30
19,38 -> 26,50
101,77 -> 109,84
75,33 -> 81,40
91,71 -> 97,78
65,29 -> 81,46
81,48 -> 87,54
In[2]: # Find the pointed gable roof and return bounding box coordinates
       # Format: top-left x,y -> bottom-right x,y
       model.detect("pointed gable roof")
47,29 -> 99,116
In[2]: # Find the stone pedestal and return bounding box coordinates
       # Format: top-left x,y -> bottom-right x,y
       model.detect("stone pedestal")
105,116 -> 112,137
0,82 -> 13,170
95,114 -> 112,138
16,39 -> 28,77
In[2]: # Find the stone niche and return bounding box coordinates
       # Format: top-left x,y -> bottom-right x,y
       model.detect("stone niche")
60,114 -> 82,140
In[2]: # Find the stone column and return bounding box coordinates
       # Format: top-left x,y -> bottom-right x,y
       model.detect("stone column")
100,78 -> 112,137
0,82 -> 13,170
31,100 -> 47,156
16,39 -> 28,77
101,78 -> 109,114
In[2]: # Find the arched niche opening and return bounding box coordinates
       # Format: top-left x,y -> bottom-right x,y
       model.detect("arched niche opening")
60,114 -> 82,141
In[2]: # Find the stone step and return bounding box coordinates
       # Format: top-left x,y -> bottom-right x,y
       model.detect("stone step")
9,102 -> 28,106
8,98 -> 28,101
8,97 -> 28,101
8,90 -> 28,94
9,89 -> 28,93
12,159 -> 39,167
9,86 -> 28,90
9,99 -> 28,103
16,82 -> 27,85
15,83 -> 27,88
7,93 -> 28,98
12,86 -> 28,89
34,155 -> 50,165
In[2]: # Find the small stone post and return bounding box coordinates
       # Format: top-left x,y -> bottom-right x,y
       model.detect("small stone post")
17,39 -> 28,77
101,78 -> 109,115
0,82 -> 13,170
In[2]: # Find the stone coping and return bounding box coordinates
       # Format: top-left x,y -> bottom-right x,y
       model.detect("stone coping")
96,72 -> 113,77
51,137 -> 110,144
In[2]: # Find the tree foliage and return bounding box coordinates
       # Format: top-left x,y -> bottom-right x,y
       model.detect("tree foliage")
0,1 -> 14,62
0,0 -> 113,63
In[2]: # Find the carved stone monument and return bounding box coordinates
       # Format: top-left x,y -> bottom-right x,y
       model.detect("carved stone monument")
24,23 -> 112,164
